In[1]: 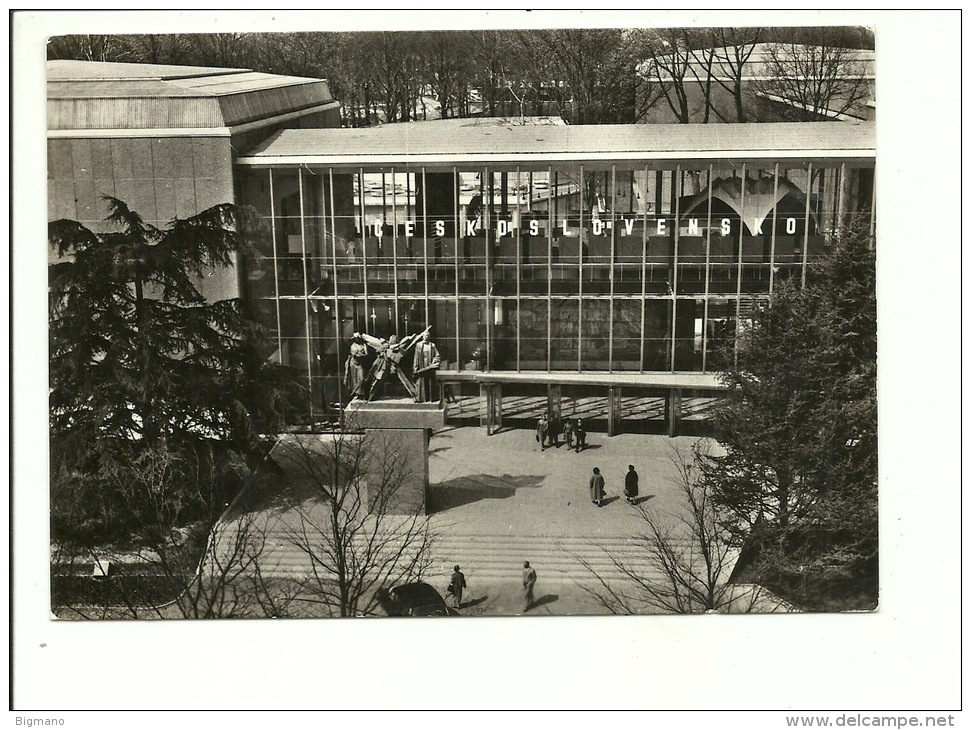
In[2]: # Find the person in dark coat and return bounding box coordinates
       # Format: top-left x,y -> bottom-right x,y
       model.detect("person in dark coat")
522,561 -> 537,612
574,418 -> 586,452
562,418 -> 575,450
624,464 -> 639,504
447,565 -> 467,608
548,414 -> 562,448
589,467 -> 606,507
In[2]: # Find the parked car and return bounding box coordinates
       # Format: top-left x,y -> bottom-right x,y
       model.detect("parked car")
379,581 -> 459,617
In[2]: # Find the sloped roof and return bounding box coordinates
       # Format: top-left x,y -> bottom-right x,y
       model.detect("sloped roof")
236,120 -> 875,168
48,60 -> 337,131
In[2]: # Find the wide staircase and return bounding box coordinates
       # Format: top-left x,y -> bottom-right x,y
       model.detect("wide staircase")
240,516 -> 696,586
425,533 -> 693,585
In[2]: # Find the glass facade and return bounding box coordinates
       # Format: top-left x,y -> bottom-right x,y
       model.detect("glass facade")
238,160 -> 874,414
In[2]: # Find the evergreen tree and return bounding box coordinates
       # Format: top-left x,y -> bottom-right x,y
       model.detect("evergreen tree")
49,197 -> 295,544
701,219 -> 877,608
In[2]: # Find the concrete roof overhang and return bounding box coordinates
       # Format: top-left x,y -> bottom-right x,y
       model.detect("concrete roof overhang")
235,120 -> 876,171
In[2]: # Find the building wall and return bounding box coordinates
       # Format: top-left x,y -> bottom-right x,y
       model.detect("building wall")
640,80 -> 872,124
641,83 -> 775,124
48,134 -> 238,301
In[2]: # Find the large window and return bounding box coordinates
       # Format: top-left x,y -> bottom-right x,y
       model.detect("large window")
238,153 -> 871,385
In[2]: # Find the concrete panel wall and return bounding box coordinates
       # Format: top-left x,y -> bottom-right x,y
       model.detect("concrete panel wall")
47,134 -> 239,300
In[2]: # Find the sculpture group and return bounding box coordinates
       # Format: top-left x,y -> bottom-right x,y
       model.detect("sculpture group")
344,327 -> 441,403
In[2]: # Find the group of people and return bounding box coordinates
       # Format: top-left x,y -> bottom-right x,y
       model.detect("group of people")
588,464 -> 639,508
536,414 -> 587,452
447,561 -> 537,613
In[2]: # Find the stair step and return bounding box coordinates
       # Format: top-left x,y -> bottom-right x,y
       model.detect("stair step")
215,526 -> 707,580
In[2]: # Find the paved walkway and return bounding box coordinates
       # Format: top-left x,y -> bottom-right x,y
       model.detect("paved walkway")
207,424 -> 781,616
426,425 -> 711,537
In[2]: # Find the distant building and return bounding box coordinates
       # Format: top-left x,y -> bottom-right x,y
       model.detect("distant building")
638,43 -> 875,124
47,60 -> 340,300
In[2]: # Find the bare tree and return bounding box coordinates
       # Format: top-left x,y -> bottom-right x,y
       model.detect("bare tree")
113,34 -> 191,65
508,28 -> 651,124
574,442 -> 786,614
710,27 -> 763,122
641,29 -> 708,124
416,31 -> 473,120
47,34 -> 126,62
641,27 -> 763,124
271,424 -> 435,618
755,32 -> 871,121
50,441 -> 285,620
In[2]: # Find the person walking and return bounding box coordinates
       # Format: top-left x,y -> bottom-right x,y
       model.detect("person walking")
447,565 -> 467,609
563,418 -> 575,450
536,414 -> 549,451
589,467 -> 606,507
624,464 -> 639,504
522,561 -> 537,612
574,418 -> 586,453
548,414 -> 562,448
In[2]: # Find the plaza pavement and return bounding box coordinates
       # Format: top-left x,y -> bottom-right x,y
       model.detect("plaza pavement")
426,424 -> 707,538
418,425 -> 725,616
218,423 -> 737,617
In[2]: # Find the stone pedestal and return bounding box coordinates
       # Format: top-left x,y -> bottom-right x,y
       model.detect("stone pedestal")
344,398 -> 445,515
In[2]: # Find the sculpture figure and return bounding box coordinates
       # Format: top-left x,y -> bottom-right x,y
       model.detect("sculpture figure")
343,332 -> 369,397
412,329 -> 441,402
352,326 -> 431,402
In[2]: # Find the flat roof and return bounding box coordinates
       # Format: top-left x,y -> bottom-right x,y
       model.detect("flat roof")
48,60 -> 336,131
47,60 -> 249,81
236,120 -> 875,168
